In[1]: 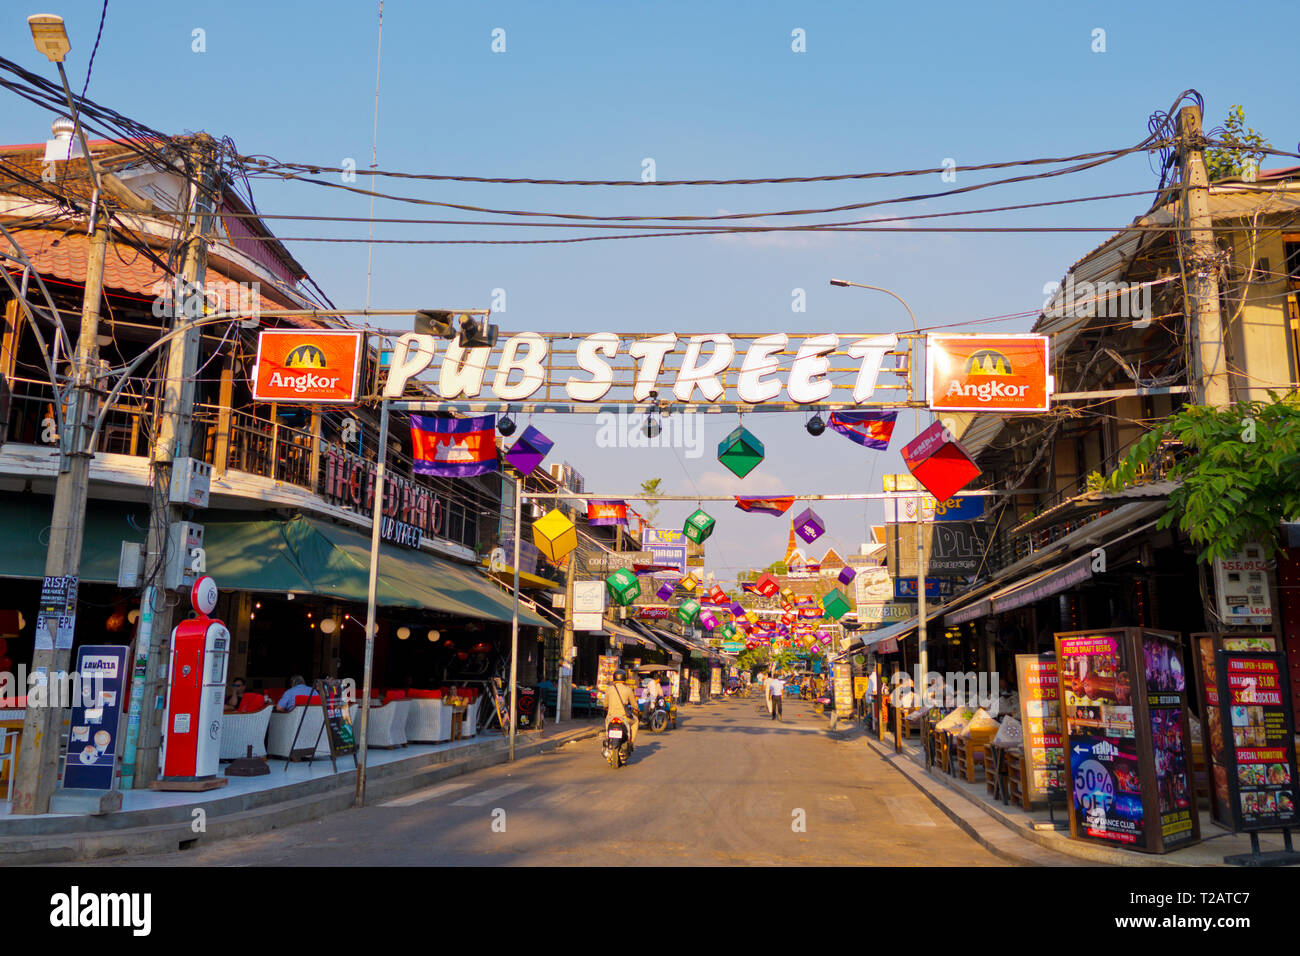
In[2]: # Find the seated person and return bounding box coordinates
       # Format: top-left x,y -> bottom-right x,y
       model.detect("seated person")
275,674 -> 314,712
224,677 -> 247,712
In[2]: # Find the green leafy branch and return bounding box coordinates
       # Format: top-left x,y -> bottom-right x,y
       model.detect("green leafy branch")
1206,105 -> 1271,182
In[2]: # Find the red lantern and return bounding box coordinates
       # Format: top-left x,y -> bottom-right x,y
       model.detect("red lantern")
457,651 -> 469,661
470,642 -> 492,654
0,656 -> 11,674
442,639 -> 456,649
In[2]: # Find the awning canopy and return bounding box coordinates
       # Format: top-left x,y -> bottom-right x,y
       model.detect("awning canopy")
0,494 -> 548,628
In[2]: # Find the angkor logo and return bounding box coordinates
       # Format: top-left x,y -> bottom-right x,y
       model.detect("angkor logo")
963,349 -> 1013,376
285,344 -> 327,369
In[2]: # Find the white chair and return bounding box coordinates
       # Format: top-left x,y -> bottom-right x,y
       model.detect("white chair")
268,706 -> 331,758
462,700 -> 480,738
362,699 -> 408,748
219,701 -> 273,760
406,697 -> 451,743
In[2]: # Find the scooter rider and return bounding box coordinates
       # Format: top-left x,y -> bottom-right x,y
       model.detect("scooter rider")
605,668 -> 640,752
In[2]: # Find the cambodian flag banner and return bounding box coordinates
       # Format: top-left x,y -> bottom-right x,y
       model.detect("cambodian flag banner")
587,500 -> 629,527
828,410 -> 897,450
410,414 -> 498,477
734,495 -> 796,516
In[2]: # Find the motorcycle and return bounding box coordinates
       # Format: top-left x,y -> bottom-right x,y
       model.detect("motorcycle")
603,717 -> 631,768
646,695 -> 670,733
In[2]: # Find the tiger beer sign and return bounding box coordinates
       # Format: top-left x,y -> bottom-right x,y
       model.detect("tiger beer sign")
927,334 -> 1051,413
252,330 -> 364,404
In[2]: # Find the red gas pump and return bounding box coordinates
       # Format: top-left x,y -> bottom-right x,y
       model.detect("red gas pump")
159,576 -> 229,783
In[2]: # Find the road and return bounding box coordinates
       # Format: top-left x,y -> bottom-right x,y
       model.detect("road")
90,694 -> 1005,866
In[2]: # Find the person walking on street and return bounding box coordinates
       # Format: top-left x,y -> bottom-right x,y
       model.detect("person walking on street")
765,672 -> 785,721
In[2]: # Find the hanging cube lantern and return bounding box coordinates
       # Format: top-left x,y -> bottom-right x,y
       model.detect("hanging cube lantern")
821,588 -> 851,621
606,568 -> 641,607
780,601 -> 794,613
729,601 -> 745,617
837,565 -> 857,586
698,609 -> 719,631
717,425 -> 765,479
677,599 -> 701,625
779,587 -> 795,604
793,507 -> 825,544
684,509 -> 716,545
655,579 -> 677,601
744,611 -> 759,625
721,623 -> 738,641
756,574 -> 780,597
679,572 -> 699,592
708,585 -> 727,604
503,425 -> 554,476
532,508 -> 577,563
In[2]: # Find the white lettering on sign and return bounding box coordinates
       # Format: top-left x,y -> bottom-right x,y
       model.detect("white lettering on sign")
380,331 -> 908,405
944,380 -> 1031,401
266,370 -> 342,394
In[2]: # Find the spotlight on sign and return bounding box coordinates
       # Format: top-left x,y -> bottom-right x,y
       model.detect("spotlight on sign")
806,414 -> 826,437
497,408 -> 517,436
532,508 -> 577,563
717,425 -> 765,479
793,507 -> 825,544
683,509 -> 716,545
643,411 -> 661,438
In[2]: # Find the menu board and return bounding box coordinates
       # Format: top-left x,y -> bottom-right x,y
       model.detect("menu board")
1214,651 -> 1300,832
1142,632 -> 1195,847
61,645 -> 128,791
689,674 -> 701,704
1058,633 -> 1145,847
595,654 -> 620,703
832,662 -> 854,717
1014,654 -> 1065,803
1192,633 -> 1278,828
710,667 -> 722,697
315,679 -> 356,758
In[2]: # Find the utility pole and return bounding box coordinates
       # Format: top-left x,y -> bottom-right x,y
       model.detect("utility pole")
120,136 -> 220,790
558,551 -> 576,721
12,17 -> 113,814
1176,106 -> 1231,408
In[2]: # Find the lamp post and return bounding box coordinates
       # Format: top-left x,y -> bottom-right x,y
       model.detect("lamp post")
829,279 -> 930,706
11,15 -> 115,814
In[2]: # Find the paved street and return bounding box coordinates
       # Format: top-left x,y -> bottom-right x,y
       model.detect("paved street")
88,696 -> 1004,866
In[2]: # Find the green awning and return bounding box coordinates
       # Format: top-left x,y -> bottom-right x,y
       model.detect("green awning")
0,494 -> 548,628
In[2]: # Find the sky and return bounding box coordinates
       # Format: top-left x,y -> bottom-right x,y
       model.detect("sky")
3,1 -> 1295,584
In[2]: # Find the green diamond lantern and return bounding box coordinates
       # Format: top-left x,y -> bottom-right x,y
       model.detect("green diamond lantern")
821,589 -> 851,621
717,425 -> 765,479
684,508 -> 716,544
677,598 -> 702,625
721,623 -> 738,641
605,567 -> 641,606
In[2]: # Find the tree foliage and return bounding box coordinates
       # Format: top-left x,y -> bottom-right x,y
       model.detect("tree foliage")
638,477 -> 663,527
1096,394 -> 1300,562
1205,105 -> 1270,182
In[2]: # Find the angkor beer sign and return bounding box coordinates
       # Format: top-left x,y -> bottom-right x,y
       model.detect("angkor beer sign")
927,334 -> 1051,413
252,330 -> 364,404
379,331 -> 907,406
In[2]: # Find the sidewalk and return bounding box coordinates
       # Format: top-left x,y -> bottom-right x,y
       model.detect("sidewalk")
855,723 -> 1295,867
0,719 -> 603,865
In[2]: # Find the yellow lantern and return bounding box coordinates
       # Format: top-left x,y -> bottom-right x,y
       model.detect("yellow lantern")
532,508 -> 578,563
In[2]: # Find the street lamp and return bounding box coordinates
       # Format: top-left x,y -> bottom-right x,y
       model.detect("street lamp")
829,278 -> 931,707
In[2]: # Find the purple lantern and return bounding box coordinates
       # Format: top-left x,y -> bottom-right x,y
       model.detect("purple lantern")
837,565 -> 857,585
503,425 -> 554,476
794,507 -> 825,544
656,580 -> 677,601
729,601 -> 745,617
698,609 -> 719,630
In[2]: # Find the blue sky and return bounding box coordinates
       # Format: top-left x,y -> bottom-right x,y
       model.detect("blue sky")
4,1 -> 1294,582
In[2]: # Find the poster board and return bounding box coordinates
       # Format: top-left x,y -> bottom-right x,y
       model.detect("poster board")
1213,650 -> 1300,832
832,662 -> 854,718
315,679 -> 356,760
710,667 -> 722,697
1015,654 -> 1065,805
689,674 -> 701,704
61,645 -> 128,791
1191,633 -> 1278,828
595,654 -> 620,704
1055,628 -> 1199,854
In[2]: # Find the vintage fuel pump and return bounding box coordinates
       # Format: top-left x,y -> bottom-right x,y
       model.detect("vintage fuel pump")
158,576 -> 229,784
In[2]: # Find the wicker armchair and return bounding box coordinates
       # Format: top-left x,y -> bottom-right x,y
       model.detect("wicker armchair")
219,700 -> 272,760
363,698 -> 409,748
406,696 -> 451,743
267,703 -> 331,758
